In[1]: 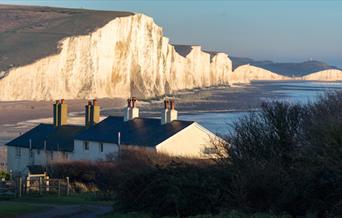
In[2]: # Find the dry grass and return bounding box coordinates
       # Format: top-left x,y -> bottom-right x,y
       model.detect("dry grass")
0,5 -> 132,72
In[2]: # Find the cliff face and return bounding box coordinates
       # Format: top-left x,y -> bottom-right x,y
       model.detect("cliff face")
302,69 -> 342,81
230,57 -> 341,77
0,14 -> 232,101
229,64 -> 290,83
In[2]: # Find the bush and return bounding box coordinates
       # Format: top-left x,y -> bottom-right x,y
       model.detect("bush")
222,92 -> 342,217
0,171 -> 10,180
117,162 -> 229,217
47,161 -> 120,193
222,101 -> 308,215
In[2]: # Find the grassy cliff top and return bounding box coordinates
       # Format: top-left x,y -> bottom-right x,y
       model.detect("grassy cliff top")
0,5 -> 133,72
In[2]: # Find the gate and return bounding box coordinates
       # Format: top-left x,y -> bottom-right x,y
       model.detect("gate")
4,176 -> 71,198
24,176 -> 70,196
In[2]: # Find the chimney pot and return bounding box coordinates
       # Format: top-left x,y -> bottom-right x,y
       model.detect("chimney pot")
124,97 -> 139,121
85,99 -> 100,127
132,97 -> 137,108
127,98 -> 132,108
164,99 -> 169,109
161,98 -> 177,124
53,99 -> 68,126
170,99 -> 175,110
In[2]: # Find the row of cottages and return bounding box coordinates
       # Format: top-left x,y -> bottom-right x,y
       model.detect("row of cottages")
6,98 -> 221,175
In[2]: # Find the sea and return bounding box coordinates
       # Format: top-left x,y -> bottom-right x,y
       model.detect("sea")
180,81 -> 342,134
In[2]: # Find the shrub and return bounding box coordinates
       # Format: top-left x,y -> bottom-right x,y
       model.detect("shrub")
0,171 -> 9,180
222,92 -> 342,217
221,101 -> 307,214
116,162 -> 229,217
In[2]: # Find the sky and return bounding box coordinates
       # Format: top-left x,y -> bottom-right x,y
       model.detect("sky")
1,0 -> 341,67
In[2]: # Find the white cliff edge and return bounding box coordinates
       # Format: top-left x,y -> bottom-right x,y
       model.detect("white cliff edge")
0,14 -> 234,101
302,69 -> 342,81
0,13 -> 301,101
230,64 -> 291,83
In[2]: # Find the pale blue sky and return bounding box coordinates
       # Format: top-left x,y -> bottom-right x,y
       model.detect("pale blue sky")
1,0 -> 341,67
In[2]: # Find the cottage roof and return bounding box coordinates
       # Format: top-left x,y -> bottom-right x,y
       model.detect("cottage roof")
75,116 -> 194,147
6,124 -> 85,152
6,116 -> 194,151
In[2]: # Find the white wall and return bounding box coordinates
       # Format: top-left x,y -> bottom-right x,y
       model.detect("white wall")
6,140 -> 118,174
156,123 -> 221,158
7,146 -> 30,174
73,140 -> 119,161
6,146 -> 70,175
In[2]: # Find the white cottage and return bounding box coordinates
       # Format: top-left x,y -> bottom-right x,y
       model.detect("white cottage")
5,98 -> 221,174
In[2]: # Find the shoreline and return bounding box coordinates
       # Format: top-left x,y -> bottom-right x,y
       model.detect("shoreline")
1,80 -> 342,145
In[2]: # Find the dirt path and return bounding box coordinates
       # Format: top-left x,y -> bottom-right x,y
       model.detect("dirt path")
18,204 -> 112,218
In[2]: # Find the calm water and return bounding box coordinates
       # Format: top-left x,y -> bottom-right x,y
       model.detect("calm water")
180,81 -> 342,134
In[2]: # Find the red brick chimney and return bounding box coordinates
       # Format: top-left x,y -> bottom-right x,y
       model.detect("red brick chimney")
161,97 -> 177,124
124,97 -> 139,121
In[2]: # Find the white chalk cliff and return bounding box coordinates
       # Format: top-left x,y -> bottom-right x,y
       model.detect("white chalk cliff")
0,14 -> 233,101
229,64 -> 290,83
2,12 -> 336,101
302,69 -> 342,81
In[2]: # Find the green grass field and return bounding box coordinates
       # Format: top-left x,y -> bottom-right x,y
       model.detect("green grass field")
0,203 -> 49,218
0,194 -> 295,218
0,193 -> 112,217
13,192 -> 112,205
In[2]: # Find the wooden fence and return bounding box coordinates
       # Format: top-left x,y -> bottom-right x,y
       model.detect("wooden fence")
0,177 -> 70,198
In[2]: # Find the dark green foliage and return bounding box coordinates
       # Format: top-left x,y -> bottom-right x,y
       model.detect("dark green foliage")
300,92 -> 342,216
225,101 -> 308,215
228,101 -> 304,168
117,162 -> 229,217
48,161 -> 98,184
224,92 -> 342,217
0,171 -> 10,180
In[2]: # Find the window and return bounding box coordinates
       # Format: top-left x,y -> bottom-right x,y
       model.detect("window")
37,149 -> 40,155
204,147 -> 218,155
50,151 -> 53,160
83,141 -> 89,150
99,143 -> 104,152
16,147 -> 21,157
62,152 -> 68,160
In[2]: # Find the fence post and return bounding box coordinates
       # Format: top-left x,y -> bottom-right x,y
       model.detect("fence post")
18,177 -> 22,198
58,180 -> 61,197
39,177 -> 42,195
26,177 -> 30,194
66,177 -> 69,196
46,176 -> 49,192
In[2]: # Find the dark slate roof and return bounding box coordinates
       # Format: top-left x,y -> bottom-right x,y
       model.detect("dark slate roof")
6,124 -> 85,152
75,116 -> 194,147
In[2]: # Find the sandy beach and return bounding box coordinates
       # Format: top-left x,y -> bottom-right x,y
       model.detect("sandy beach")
1,80 -> 332,145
